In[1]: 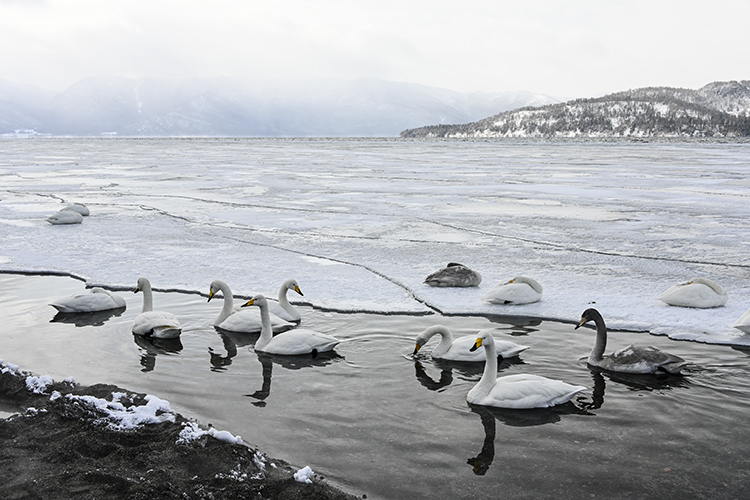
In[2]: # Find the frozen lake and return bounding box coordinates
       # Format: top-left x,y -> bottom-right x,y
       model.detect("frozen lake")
1,138 -> 750,498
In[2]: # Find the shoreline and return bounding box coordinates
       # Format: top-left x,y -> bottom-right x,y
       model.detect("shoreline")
0,360 -> 362,500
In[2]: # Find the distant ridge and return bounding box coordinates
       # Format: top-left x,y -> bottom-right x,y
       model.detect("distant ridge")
400,81 -> 750,139
0,77 -> 558,137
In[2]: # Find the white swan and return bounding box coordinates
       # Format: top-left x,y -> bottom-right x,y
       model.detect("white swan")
576,308 -> 689,374
266,279 -> 304,322
132,277 -> 182,339
482,276 -> 543,305
47,209 -> 83,225
657,277 -> 728,308
50,287 -> 126,313
413,325 -> 529,362
65,203 -> 90,216
466,330 -> 585,409
208,280 -> 292,333
734,307 -> 750,333
242,294 -> 339,355
424,263 -> 482,287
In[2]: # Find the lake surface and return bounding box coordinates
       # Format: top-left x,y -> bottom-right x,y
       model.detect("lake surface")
1,272 -> 748,499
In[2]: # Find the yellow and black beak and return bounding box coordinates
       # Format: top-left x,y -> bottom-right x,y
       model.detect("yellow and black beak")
469,337 -> 483,352
241,298 -> 255,308
413,343 -> 422,355
295,285 -> 304,296
575,318 -> 586,330
208,290 -> 215,303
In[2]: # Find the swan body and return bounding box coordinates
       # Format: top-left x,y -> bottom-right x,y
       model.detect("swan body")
132,277 -> 182,339
424,263 -> 482,287
657,277 -> 728,308
576,308 -> 689,374
733,307 -> 750,333
466,330 -> 585,409
482,276 -> 543,305
50,287 -> 126,313
267,279 -> 304,322
413,325 -> 529,362
208,280 -> 292,333
47,209 -> 83,225
65,203 -> 90,216
243,294 -> 339,355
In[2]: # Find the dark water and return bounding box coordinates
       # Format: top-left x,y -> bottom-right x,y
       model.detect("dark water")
1,273 -> 748,499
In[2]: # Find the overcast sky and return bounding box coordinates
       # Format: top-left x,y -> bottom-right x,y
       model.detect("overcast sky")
1,0 -> 748,99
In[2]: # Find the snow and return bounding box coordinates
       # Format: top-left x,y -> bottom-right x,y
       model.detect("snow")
1,138 -> 749,346
25,375 -> 54,394
294,465 -> 314,484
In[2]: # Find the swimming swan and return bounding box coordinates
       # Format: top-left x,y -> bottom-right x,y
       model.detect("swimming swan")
424,263 -> 482,287
482,276 -> 543,305
733,306 -> 750,333
242,294 -> 339,355
132,277 -> 182,339
267,279 -> 304,322
47,209 -> 83,225
657,277 -> 728,308
576,308 -> 689,374
208,280 -> 292,333
413,325 -> 529,362
466,330 -> 585,409
50,287 -> 126,313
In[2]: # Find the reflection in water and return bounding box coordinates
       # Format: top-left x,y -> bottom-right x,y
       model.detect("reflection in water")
414,361 -> 453,391
244,351 -> 344,407
50,307 -> 126,327
579,368 -> 689,411
208,329 -> 258,372
412,356 -> 525,392
132,335 -> 183,372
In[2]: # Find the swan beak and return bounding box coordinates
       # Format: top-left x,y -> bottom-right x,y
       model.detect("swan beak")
208,290 -> 215,303
134,286 -> 141,294
241,299 -> 255,308
413,343 -> 422,355
295,285 -> 304,296
575,318 -> 586,330
469,338 -> 483,352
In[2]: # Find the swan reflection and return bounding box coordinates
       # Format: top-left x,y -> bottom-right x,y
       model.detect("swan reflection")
208,329 -> 258,371
412,357 -> 524,392
132,335 -> 183,372
50,307 -> 126,327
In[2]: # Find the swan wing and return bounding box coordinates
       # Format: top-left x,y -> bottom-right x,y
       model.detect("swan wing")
658,283 -> 727,308
50,289 -> 126,313
602,345 -> 688,374
424,265 -> 481,287
472,374 -> 585,409
261,329 -> 339,356
218,308 -> 293,333
132,311 -> 182,338
482,283 -> 541,305
733,308 -> 750,333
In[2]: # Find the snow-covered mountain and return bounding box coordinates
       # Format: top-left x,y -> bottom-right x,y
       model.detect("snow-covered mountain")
400,81 -> 750,139
0,77 -> 558,137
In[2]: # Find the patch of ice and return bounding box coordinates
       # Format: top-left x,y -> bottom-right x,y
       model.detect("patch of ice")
294,465 -> 314,484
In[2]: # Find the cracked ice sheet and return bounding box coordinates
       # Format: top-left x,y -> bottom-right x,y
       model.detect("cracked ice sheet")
1,138 -> 750,345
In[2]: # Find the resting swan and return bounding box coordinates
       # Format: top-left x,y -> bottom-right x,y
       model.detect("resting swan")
50,287 -> 126,313
47,209 -> 83,225
576,308 -> 689,374
424,263 -> 482,287
65,203 -> 90,216
466,330 -> 585,409
733,306 -> 750,334
132,277 -> 182,339
482,276 -> 543,305
242,294 -> 339,355
413,325 -> 529,362
208,280 -> 292,333
657,277 -> 728,308
267,279 -> 304,322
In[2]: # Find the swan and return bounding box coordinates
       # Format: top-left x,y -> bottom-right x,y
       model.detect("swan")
47,209 -> 83,225
732,306 -> 750,334
413,325 -> 529,362
576,308 -> 689,374
482,276 -> 543,305
208,280 -> 292,333
424,263 -> 482,287
657,277 -> 728,308
267,279 -> 304,322
242,294 -> 339,355
50,287 -> 126,313
132,277 -> 182,339
65,203 -> 90,216
466,330 -> 585,409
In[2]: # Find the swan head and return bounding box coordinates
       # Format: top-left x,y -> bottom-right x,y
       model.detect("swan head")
469,330 -> 492,352
576,308 -> 602,329
285,279 -> 304,296
208,280 -> 227,302
135,277 -> 150,294
242,294 -> 267,308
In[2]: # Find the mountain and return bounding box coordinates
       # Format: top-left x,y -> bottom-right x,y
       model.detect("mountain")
400,81 -> 750,139
0,77 -> 558,137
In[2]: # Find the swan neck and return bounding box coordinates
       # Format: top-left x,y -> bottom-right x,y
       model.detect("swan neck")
589,314 -> 607,363
278,284 -> 291,308
257,301 -> 273,348
476,338 -> 498,395
432,328 -> 453,356
141,284 -> 153,313
217,282 -> 235,324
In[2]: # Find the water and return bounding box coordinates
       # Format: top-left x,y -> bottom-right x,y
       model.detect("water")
1,273 -> 748,499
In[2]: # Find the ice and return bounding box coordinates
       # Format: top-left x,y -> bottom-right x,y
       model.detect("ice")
1,138 -> 749,345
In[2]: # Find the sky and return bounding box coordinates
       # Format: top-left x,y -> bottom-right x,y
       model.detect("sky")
0,0 -> 748,99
